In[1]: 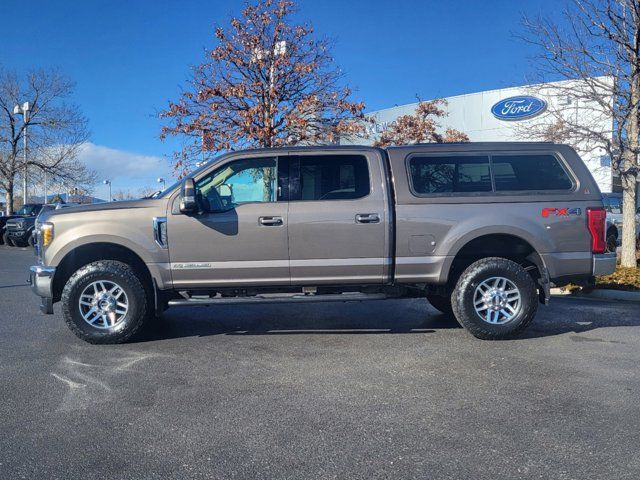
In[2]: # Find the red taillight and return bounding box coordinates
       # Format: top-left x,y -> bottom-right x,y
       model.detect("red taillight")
587,207 -> 606,254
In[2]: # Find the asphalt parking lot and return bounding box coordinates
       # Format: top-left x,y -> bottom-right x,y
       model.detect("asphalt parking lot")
1,246 -> 639,479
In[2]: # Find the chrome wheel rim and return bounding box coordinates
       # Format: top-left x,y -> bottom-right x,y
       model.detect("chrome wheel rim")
473,277 -> 521,325
78,280 -> 128,329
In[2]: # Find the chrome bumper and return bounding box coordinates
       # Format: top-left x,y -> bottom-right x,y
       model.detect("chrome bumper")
29,265 -> 56,314
593,253 -> 616,277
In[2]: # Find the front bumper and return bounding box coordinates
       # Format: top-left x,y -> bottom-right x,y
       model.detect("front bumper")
593,253 -> 617,276
8,229 -> 29,240
29,265 -> 56,314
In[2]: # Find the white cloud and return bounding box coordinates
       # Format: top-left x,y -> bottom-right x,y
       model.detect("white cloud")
77,142 -> 172,189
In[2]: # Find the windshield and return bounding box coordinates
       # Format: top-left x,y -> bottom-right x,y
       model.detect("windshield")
158,156 -> 220,198
602,195 -> 622,214
15,204 -> 39,216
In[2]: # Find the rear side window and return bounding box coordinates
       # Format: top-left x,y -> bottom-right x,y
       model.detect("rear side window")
493,154 -> 573,191
408,155 -> 491,194
297,155 -> 370,201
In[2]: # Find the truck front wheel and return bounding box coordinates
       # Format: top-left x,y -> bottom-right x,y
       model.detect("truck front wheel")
61,260 -> 149,344
451,257 -> 538,340
3,232 -> 14,246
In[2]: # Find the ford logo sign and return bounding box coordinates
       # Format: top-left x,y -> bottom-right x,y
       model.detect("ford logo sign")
491,96 -> 547,121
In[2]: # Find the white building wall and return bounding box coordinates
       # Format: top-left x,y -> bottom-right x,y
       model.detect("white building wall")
351,78 -> 615,193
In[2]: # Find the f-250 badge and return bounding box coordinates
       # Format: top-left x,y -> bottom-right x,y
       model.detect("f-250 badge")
541,207 -> 582,218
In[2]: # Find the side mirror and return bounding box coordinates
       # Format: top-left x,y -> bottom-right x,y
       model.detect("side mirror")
179,178 -> 198,214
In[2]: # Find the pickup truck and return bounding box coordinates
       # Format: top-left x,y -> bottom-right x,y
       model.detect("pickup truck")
30,143 -> 616,344
2,203 -> 44,247
601,192 -> 640,252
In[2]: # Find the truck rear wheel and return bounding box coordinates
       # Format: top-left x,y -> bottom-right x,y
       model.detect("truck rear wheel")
451,257 -> 538,340
61,260 -> 149,344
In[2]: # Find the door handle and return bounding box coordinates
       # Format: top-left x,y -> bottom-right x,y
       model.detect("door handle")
259,216 -> 284,226
355,213 -> 380,224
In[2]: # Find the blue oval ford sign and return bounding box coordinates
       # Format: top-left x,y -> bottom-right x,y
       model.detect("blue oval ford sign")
491,96 -> 547,121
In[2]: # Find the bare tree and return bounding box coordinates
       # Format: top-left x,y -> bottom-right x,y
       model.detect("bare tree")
160,0 -> 367,178
139,186 -> 160,198
0,68 -> 93,214
521,0 -> 639,268
112,189 -> 137,201
373,99 -> 469,147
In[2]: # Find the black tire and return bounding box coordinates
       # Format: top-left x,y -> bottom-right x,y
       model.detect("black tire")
426,294 -> 454,317
2,232 -> 14,247
606,232 -> 617,253
451,257 -> 538,340
61,260 -> 149,344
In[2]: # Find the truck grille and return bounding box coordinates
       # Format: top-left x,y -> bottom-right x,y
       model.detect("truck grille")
6,221 -> 24,232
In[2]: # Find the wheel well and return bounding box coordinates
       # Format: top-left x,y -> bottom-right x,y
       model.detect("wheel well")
52,243 -> 153,302
447,234 -> 544,291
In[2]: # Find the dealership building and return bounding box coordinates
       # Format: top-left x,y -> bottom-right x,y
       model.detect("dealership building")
347,78 -> 618,194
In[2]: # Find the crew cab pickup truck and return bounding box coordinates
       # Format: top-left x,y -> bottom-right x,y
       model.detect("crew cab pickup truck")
2,203 -> 43,247
30,143 -> 616,344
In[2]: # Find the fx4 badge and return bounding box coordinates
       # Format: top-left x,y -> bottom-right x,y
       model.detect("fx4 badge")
542,207 -> 582,218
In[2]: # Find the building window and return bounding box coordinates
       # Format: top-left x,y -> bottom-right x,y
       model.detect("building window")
408,155 -> 492,194
492,154 -> 573,191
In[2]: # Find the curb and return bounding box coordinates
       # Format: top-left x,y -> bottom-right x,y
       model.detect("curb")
551,287 -> 640,302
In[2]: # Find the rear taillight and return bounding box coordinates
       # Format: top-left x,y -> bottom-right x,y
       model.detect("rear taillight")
587,207 -> 606,254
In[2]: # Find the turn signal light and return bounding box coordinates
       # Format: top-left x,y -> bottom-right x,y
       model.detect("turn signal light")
586,207 -> 606,254
41,223 -> 54,247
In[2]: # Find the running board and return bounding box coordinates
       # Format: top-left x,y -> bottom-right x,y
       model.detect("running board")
167,292 -> 388,306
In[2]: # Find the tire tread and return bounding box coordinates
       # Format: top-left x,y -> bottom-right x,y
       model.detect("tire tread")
451,257 -> 538,340
61,260 -> 148,344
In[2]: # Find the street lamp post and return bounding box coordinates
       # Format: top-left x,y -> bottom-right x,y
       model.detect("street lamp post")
103,179 -> 112,202
157,177 -> 166,191
13,102 -> 30,205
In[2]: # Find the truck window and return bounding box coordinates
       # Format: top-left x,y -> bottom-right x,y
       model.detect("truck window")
295,155 -> 370,201
493,154 -> 573,191
408,155 -> 491,194
196,157 -> 279,212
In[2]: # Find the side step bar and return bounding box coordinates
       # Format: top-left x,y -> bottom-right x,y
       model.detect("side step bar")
167,292 -> 388,307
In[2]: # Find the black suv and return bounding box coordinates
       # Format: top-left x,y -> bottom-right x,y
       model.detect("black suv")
2,204 -> 44,247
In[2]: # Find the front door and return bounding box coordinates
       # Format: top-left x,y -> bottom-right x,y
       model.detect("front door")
167,155 -> 290,288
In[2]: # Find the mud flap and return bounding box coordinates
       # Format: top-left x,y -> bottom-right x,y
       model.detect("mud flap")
538,267 -> 551,305
40,297 -> 54,314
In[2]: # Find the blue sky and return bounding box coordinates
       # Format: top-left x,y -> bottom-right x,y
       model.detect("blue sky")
0,0 -> 565,194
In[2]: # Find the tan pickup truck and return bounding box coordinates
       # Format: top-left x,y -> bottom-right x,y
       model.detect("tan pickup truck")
30,143 -> 616,344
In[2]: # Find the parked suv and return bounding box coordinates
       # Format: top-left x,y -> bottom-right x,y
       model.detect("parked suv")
601,192 -> 640,252
2,203 -> 43,247
30,143 -> 616,344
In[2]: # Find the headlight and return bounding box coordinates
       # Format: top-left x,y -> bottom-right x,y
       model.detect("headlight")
41,222 -> 54,247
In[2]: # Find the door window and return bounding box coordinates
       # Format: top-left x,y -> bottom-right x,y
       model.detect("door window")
292,155 -> 370,201
195,157 -> 279,212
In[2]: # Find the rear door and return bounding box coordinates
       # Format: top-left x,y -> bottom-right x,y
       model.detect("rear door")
287,150 -> 391,284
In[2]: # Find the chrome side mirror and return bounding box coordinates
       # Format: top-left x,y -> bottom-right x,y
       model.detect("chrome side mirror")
179,178 -> 197,214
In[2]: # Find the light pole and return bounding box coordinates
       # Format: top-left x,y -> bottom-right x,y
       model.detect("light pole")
103,179 -> 112,202
13,102 -> 30,205
157,177 -> 166,190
